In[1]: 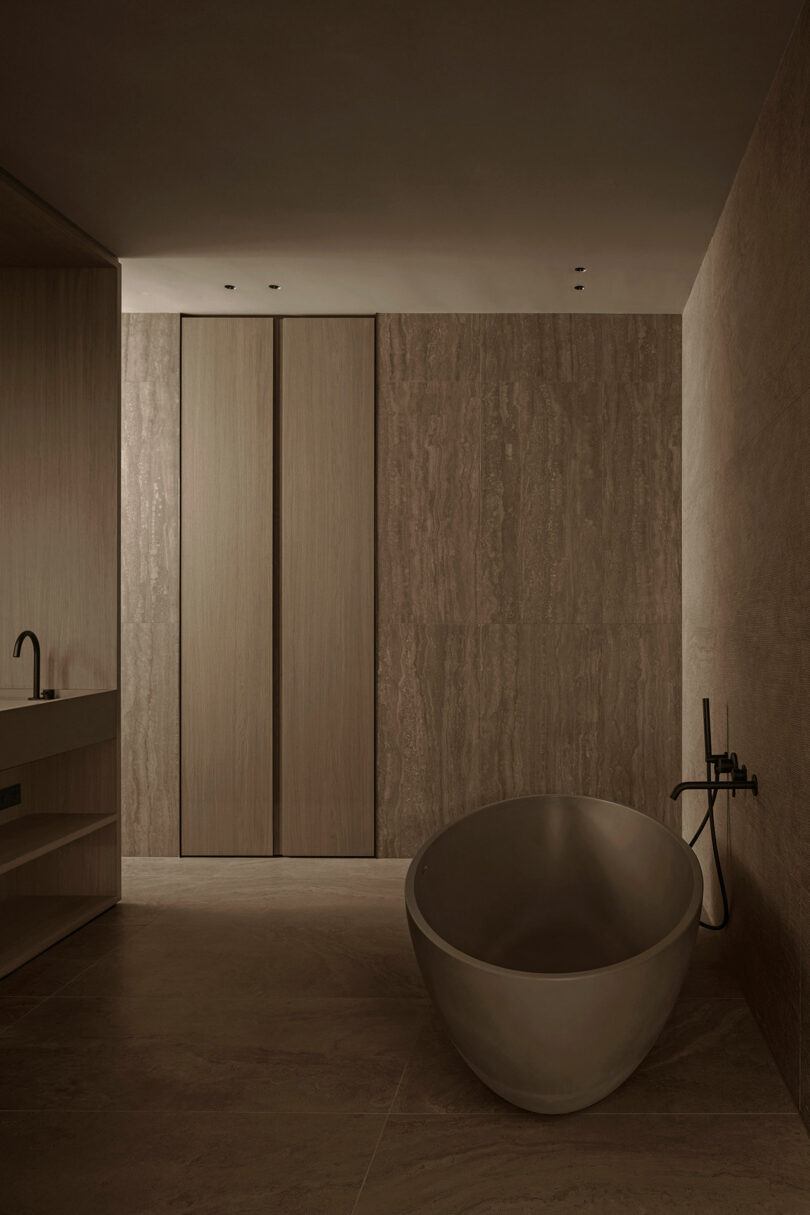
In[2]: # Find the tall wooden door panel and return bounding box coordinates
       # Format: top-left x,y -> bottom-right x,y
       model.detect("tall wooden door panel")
181,318 -> 274,855
278,317 -> 375,855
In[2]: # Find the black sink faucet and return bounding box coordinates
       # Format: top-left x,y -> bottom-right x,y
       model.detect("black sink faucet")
12,630 -> 46,700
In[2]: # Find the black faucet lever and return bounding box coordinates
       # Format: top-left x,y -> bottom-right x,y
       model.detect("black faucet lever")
671,699 -> 758,801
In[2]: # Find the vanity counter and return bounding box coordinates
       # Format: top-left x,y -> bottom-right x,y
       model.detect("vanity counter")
0,689 -> 117,768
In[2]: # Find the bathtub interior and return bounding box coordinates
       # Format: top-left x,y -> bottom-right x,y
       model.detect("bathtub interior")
411,796 -> 698,974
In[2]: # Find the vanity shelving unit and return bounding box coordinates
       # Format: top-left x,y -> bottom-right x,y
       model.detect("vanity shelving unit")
0,170 -> 121,979
0,712 -> 120,980
0,812 -> 118,876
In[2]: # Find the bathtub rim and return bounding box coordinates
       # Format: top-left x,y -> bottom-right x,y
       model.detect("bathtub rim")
405,793 -> 703,983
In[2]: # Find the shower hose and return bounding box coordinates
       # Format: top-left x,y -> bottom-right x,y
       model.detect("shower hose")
688,787 -> 729,931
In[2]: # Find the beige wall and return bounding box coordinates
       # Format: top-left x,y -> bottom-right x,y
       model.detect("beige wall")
121,314 -> 180,856
377,314 -> 682,857
682,5 -> 809,1122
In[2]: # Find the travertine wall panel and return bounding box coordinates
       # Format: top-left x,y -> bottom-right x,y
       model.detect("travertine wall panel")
120,314 -> 180,856
682,3 -> 809,1123
378,313 -> 682,855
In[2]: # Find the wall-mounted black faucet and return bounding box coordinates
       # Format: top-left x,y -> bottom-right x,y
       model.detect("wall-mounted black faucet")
670,698 -> 759,801
671,775 -> 758,800
672,697 -> 758,932
11,631 -> 54,701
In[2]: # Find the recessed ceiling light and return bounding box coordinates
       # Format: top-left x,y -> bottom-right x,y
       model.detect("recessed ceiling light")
268,284 -> 281,290
224,284 -> 236,290
574,284 -> 585,291
574,266 -> 587,273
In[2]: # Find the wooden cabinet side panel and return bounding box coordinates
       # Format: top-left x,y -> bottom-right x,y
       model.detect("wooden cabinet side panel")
180,318 -> 274,855
0,268 -> 119,692
279,317 -> 375,855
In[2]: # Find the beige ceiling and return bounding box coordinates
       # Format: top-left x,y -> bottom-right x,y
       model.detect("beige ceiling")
0,0 -> 803,313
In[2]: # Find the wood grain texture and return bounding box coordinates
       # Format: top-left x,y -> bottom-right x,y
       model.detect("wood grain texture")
180,319 -> 274,856
120,315 -> 180,857
0,188 -> 121,974
0,814 -> 117,877
3,823 -> 119,898
0,741 -> 118,854
0,168 -> 116,269
278,318 -> 374,856
377,313 -> 681,856
682,5 -> 809,1124
0,694 -> 116,771
8,740 -> 117,817
0,269 -> 119,691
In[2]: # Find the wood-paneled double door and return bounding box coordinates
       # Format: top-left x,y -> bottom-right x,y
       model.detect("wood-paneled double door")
181,317 -> 374,856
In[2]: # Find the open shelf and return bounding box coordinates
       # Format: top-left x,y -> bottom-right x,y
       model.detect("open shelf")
0,177 -> 120,983
0,894 -> 117,977
0,812 -> 117,876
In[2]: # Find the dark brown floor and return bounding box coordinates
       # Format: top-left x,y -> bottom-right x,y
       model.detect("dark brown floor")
0,859 -> 808,1213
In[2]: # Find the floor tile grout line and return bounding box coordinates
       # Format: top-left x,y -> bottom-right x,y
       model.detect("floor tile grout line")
348,1062 -> 409,1215
0,951 -> 120,1025
0,913 -> 163,1021
347,1118 -> 390,1214
0,991 -> 52,1035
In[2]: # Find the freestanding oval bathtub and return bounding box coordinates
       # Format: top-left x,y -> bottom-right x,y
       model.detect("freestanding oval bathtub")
405,795 -> 703,1114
